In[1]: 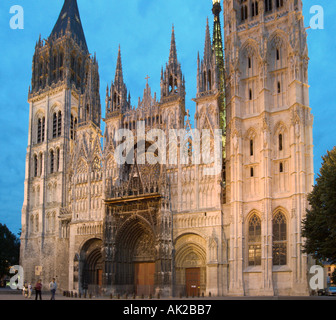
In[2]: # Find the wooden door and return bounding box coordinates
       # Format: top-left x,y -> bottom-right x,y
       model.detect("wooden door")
135,263 -> 155,296
97,269 -> 103,286
186,268 -> 200,297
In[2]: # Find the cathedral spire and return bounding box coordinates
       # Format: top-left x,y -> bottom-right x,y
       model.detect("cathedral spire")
160,26 -> 185,102
105,46 -> 130,117
212,0 -> 224,72
79,57 -> 101,127
50,0 -> 88,52
212,0 -> 226,158
169,25 -> 178,65
114,45 -> 124,86
29,0 -> 96,96
197,18 -> 217,96
204,17 -> 212,63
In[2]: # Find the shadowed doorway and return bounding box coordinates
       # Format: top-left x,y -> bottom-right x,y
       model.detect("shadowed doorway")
80,238 -> 103,295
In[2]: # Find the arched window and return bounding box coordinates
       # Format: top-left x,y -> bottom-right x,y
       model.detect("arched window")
250,167 -> 254,177
208,70 -> 212,91
53,54 -> 57,70
242,5 -> 248,21
37,118 -> 42,143
251,1 -> 259,17
70,55 -> 76,82
276,0 -> 284,8
57,111 -> 62,137
279,134 -> 283,151
59,52 -> 64,79
248,214 -> 261,266
42,117 -> 45,142
273,212 -> 287,266
250,139 -> 254,156
86,105 -> 90,120
71,115 -> 74,139
50,150 -> 54,174
71,115 -> 77,140
169,75 -> 174,93
74,118 -> 77,140
241,0 -> 248,22
279,162 -> 284,173
39,62 -> 43,78
56,148 -> 60,172
39,153 -> 43,176
33,154 -> 38,177
53,112 -> 57,138
249,88 -> 253,100
277,81 -> 281,94
265,0 -> 273,12
60,52 -> 64,68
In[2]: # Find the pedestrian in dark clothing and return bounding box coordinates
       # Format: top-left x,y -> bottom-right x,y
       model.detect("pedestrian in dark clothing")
35,279 -> 42,300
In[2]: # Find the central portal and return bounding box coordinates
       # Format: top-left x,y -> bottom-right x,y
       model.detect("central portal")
186,268 -> 201,297
135,262 -> 155,296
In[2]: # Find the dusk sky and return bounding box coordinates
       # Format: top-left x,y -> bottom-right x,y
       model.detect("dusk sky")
0,0 -> 335,235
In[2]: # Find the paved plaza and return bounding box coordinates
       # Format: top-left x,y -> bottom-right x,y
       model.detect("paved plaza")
1,288 -> 335,301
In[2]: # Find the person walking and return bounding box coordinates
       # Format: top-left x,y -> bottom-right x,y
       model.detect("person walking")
22,283 -> 27,297
34,279 -> 42,300
49,278 -> 57,300
27,283 -> 32,299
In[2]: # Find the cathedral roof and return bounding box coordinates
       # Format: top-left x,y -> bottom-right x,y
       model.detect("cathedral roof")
50,0 -> 88,52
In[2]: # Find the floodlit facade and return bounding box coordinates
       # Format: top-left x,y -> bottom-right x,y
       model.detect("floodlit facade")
20,0 -> 314,297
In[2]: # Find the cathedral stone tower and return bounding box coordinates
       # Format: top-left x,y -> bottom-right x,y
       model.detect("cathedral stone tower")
223,0 -> 314,296
20,0 -> 101,290
160,26 -> 186,132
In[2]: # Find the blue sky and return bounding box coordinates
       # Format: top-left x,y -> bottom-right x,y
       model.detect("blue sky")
0,1 -> 334,235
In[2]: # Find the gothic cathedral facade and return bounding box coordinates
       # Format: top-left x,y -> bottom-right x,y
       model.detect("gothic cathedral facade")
20,0 -> 314,297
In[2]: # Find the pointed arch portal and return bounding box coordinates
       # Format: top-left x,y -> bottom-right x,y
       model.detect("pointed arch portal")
79,238 -> 103,295
174,234 -> 207,297
114,216 -> 156,296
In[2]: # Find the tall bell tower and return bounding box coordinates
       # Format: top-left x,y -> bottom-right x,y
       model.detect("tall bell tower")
223,0 -> 314,296
20,0 -> 100,289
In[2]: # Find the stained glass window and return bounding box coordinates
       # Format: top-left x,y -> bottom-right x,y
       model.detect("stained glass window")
248,214 -> 261,266
273,212 -> 287,265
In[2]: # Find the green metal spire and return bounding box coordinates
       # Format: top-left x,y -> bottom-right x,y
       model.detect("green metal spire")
212,0 -> 226,158
212,2 -> 224,72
